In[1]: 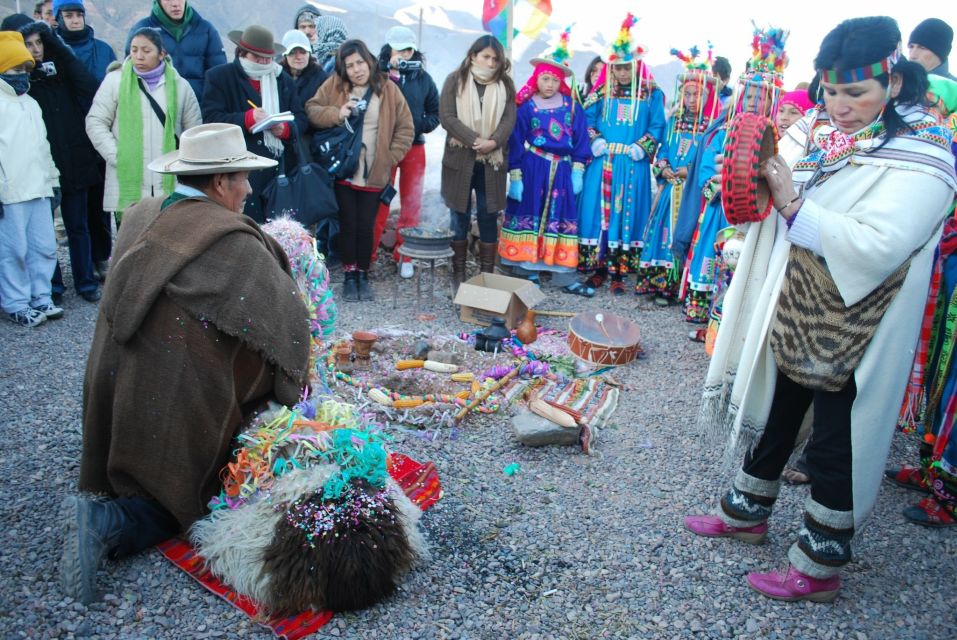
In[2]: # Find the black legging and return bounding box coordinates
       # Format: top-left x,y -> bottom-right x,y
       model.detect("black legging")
335,183 -> 380,271
744,371 -> 856,513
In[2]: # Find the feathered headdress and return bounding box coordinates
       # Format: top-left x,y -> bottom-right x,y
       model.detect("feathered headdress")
672,43 -> 716,83
744,23 -> 789,86
518,25 -> 577,105
730,23 -> 789,118
668,43 -> 720,137
604,13 -> 641,64
529,24 -> 574,77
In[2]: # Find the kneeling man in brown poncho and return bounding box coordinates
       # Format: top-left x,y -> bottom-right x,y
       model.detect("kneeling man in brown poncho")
60,123 -> 311,604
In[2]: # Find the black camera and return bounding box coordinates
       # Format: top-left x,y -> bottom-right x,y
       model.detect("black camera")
394,59 -> 422,71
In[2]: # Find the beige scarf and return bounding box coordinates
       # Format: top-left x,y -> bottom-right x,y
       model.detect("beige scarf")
450,63 -> 506,169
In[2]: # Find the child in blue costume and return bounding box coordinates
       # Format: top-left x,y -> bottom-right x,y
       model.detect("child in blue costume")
676,29 -> 787,323
574,14 -> 666,296
637,46 -> 719,303
500,28 -> 590,291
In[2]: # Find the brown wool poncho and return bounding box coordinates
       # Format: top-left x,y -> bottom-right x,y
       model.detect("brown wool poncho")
79,196 -> 310,528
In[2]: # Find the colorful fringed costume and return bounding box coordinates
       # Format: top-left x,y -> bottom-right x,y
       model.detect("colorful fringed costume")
680,126 -> 729,321
192,399 -> 430,614
500,28 -> 590,276
637,46 -> 719,299
576,14 -> 667,279
676,25 -> 789,322
894,85 -> 957,525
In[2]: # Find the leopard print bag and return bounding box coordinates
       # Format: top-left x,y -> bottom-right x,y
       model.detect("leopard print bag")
769,246 -> 911,391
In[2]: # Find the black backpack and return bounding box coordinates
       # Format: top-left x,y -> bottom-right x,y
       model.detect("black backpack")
310,86 -> 373,181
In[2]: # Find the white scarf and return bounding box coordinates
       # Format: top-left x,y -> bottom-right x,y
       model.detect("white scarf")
240,57 -> 284,157
450,64 -> 507,169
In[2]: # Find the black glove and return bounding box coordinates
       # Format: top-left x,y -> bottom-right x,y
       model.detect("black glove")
51,187 -> 62,212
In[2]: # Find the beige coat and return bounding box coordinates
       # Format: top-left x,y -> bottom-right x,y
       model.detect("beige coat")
305,75 -> 414,190
86,60 -> 203,212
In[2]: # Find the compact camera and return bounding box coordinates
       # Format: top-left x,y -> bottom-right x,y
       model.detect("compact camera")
350,98 -> 368,113
39,61 -> 57,76
393,59 -> 423,71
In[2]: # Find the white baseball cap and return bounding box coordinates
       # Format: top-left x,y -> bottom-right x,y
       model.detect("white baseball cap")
281,29 -> 312,55
385,25 -> 416,51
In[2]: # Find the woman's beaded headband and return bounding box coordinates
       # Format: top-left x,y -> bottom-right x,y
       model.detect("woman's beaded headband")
819,48 -> 900,84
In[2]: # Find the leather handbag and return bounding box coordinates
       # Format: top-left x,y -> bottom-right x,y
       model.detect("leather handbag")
263,122 -> 338,227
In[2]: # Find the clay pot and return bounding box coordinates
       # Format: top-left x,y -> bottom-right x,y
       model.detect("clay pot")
516,310 -> 538,345
335,342 -> 354,372
352,331 -> 379,359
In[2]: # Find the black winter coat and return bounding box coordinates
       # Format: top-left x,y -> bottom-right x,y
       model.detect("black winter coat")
377,54 -> 439,144
24,24 -> 102,193
201,58 -> 308,223
288,62 -> 327,118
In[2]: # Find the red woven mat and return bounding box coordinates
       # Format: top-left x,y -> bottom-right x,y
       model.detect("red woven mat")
157,453 -> 442,640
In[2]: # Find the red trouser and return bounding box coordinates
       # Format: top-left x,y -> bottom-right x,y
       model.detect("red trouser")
372,143 -> 426,263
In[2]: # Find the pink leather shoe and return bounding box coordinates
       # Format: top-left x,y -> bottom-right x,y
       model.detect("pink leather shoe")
747,565 -> 841,602
683,514 -> 768,544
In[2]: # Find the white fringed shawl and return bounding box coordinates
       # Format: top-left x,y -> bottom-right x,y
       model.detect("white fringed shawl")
698,107 -> 957,527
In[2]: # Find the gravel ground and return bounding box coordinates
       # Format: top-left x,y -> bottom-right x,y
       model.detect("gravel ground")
1,240 -> 954,640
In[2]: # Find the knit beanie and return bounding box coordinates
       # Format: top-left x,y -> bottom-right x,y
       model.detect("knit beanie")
0,32 -> 35,74
0,12 -> 35,33
909,18 -> 953,62
779,89 -> 814,115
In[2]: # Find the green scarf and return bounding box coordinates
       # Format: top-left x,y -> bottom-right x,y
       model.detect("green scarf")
117,58 -> 178,212
151,0 -> 195,42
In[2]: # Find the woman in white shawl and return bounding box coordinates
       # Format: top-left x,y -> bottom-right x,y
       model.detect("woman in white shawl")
685,16 -> 957,603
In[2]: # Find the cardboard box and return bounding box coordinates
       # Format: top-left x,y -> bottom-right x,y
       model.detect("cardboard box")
453,273 -> 547,329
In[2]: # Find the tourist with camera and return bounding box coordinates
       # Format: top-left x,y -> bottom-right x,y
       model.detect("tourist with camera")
370,26 -> 439,279
306,39 -> 413,302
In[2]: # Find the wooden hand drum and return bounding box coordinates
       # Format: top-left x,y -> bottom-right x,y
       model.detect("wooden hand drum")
567,312 -> 641,367
721,112 -> 779,224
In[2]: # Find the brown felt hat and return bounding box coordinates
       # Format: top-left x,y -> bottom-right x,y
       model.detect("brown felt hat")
228,25 -> 284,57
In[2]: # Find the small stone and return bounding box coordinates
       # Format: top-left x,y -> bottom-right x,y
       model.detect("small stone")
511,410 -> 581,447
411,340 -> 430,360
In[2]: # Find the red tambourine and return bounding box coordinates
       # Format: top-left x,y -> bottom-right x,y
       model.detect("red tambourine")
721,113 -> 779,224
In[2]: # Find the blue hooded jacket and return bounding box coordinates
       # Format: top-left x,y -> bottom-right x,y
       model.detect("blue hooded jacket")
59,25 -> 116,85
127,6 -> 225,100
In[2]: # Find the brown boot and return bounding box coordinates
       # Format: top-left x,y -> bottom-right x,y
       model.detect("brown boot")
451,240 -> 468,289
479,241 -> 498,274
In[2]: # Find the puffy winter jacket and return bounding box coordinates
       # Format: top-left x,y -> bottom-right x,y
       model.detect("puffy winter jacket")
17,22 -> 102,193
127,7 -> 226,100
377,52 -> 439,144
86,60 -> 203,212
0,79 -> 59,205
58,25 -> 117,85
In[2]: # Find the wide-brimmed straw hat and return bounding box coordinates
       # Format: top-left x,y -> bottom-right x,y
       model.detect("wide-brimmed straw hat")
148,123 -> 278,176
228,25 -> 284,57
